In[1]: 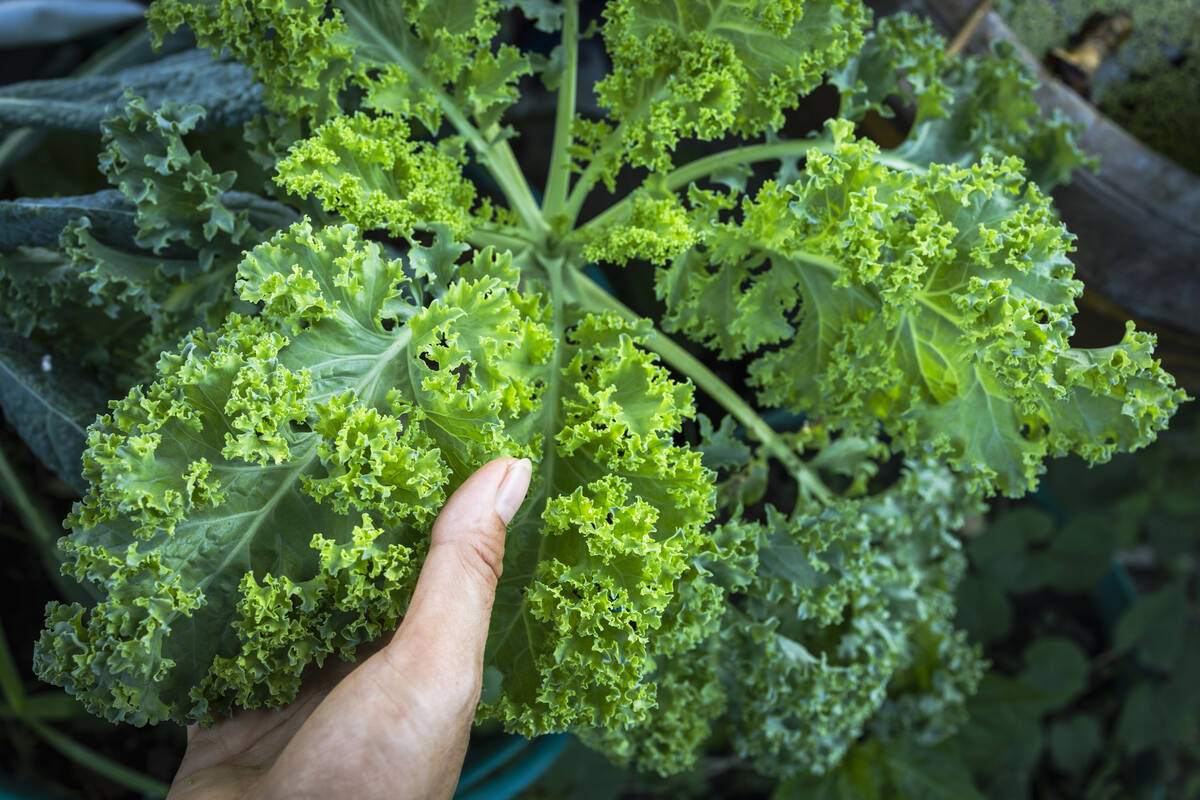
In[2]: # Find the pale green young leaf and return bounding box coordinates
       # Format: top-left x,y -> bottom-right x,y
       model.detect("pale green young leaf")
275,114 -> 478,240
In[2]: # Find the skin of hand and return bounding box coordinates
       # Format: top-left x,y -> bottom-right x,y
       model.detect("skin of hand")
167,456 -> 533,800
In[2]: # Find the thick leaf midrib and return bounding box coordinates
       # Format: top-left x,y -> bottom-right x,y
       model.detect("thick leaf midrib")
483,264 -> 570,693
339,3 -> 489,158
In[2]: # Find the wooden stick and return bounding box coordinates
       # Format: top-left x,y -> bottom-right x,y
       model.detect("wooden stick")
946,0 -> 996,57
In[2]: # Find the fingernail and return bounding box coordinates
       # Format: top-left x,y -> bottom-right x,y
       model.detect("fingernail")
494,458 -> 532,525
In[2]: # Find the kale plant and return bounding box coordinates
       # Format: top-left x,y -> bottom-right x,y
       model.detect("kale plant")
3,0 -> 1184,782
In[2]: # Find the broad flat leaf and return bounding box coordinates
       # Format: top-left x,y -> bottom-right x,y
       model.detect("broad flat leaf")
1031,514 -> 1120,593
0,325 -> 105,493
1115,683 -> 1166,755
1049,714 -> 1101,774
968,508 -> 1054,592
525,737 -> 628,800
1113,582 -> 1189,670
884,738 -> 984,800
952,674 -> 1047,799
773,737 -> 985,800
1019,637 -> 1089,711
0,1 -> 144,48
0,51 -> 262,133
955,574 -> 1012,645
0,191 -> 138,252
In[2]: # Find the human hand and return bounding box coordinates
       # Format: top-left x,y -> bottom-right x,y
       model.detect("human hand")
168,456 -> 533,800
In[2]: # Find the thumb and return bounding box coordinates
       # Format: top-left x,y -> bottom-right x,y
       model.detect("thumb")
249,459 -> 532,800
386,456 -> 531,696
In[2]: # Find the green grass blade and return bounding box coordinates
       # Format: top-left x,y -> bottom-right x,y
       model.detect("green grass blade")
26,718 -> 170,798
0,618 -> 27,714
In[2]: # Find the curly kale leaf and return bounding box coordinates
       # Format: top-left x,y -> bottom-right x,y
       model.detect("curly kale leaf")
275,113 -> 481,241
0,92 -> 297,389
718,460 -> 985,777
148,0 -> 530,133
584,0 -> 868,182
832,13 -> 1094,189
98,92 -> 260,258
657,121 -> 1184,496
24,0 -> 1185,784
34,221 -> 717,734
581,456 -> 985,778
148,0 -> 544,233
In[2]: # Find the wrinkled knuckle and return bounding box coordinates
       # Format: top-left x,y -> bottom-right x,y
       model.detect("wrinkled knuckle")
455,526 -> 505,585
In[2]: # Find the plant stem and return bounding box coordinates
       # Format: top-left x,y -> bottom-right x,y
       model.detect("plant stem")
541,256 -> 567,493
489,138 -> 547,236
339,5 -> 546,238
571,138 -> 922,242
574,273 -> 832,504
0,447 -> 57,552
467,225 -> 540,254
542,0 -> 579,218
561,124 -> 625,225
946,0 -> 996,57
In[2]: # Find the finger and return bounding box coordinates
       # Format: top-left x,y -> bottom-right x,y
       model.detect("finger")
387,456 -> 531,691
241,458 -> 532,800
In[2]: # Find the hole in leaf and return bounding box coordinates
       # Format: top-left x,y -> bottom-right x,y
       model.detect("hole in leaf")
450,362 -> 471,390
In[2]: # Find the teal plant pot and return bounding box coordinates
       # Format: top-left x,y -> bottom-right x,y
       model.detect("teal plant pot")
455,733 -> 570,800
